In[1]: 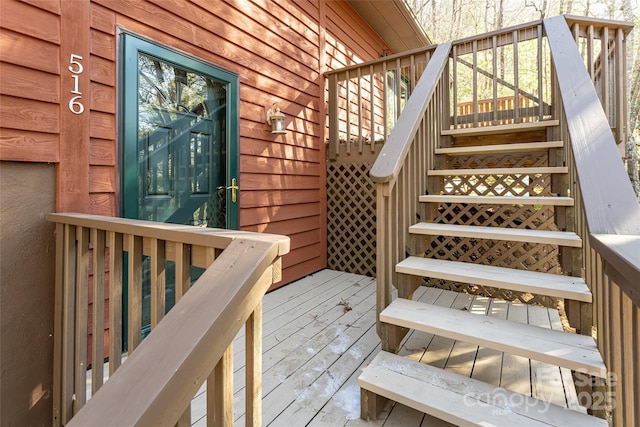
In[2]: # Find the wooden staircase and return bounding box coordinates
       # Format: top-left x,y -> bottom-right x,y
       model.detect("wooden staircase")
359,121 -> 608,426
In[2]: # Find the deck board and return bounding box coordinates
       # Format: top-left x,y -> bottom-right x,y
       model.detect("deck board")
86,269 -> 585,426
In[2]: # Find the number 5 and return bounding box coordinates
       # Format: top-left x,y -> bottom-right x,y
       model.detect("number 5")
69,54 -> 83,74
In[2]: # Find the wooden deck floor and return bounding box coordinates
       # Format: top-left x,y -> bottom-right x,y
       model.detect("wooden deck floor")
195,269 -> 585,426
88,269 -> 585,426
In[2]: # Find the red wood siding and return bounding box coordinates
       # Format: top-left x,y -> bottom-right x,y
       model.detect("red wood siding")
0,0 -> 391,287
0,0 -> 60,162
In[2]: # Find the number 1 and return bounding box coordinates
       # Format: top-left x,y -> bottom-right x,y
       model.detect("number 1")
71,74 -> 81,94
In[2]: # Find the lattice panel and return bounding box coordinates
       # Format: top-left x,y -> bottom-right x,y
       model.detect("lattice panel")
443,173 -> 552,196
327,162 -> 376,277
435,203 -> 557,230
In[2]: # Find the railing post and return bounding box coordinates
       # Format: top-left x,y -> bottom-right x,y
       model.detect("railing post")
60,225 -> 76,424
52,223 -> 64,427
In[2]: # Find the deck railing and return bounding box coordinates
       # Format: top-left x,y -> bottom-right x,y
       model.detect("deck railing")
565,15 -> 633,146
47,213 -> 289,426
449,20 -> 552,129
368,42 -> 451,351
546,15 -> 640,425
326,44 -> 437,159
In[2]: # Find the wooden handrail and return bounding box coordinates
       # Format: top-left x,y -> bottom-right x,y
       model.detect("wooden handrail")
47,214 -> 289,426
544,16 -> 640,236
590,234 -> 640,306
324,43 -> 438,79
451,19 -> 543,49
369,42 -> 451,186
65,238 -> 282,426
546,16 -> 639,425
47,213 -> 290,254
564,15 -> 634,34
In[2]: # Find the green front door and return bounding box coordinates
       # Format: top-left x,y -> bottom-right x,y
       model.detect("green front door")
121,34 -> 239,338
122,34 -> 239,228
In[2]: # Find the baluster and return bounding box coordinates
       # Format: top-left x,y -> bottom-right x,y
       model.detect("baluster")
328,73 -> 338,160
513,30 -> 520,123
74,226 -> 89,413
91,228 -> 106,393
395,58 -> 402,121
175,242 -> 191,427
631,299 -> 640,426
357,67 -> 363,153
245,302 -> 262,427
452,45 -> 458,128
175,242 -> 191,301
600,27 -> 610,118
127,235 -> 143,353
614,28 -> 625,146
610,282 -> 622,426
492,35 -> 498,125
369,64 -> 375,152
472,39 -> 478,126
208,344 -> 233,427
150,238 -> 166,328
345,70 -> 351,154
586,25 -> 594,79
107,231 -> 123,375
537,25 -> 544,120
620,292 -> 634,425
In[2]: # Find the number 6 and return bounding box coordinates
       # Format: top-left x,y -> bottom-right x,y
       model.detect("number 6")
69,54 -> 83,74
69,96 -> 84,114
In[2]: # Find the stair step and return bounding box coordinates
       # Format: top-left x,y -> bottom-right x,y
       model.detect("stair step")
441,120 -> 560,137
409,222 -> 582,247
359,351 -> 605,426
428,166 -> 568,176
380,298 -> 606,377
435,140 -> 563,155
396,257 -> 591,302
420,194 -> 574,206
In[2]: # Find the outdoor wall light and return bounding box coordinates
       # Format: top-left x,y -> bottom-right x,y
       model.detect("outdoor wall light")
266,102 -> 286,134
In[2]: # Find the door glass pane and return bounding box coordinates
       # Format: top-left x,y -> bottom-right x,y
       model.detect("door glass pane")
136,53 -> 228,336
137,53 -> 227,228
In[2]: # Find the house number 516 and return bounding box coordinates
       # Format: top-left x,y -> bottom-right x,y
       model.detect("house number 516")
68,54 -> 85,115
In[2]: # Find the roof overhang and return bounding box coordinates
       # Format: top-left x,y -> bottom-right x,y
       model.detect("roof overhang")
348,0 -> 431,52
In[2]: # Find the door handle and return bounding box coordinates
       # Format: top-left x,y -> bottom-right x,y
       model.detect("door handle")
228,178 -> 238,203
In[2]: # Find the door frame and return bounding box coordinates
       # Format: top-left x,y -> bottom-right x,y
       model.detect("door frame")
120,32 -> 240,229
